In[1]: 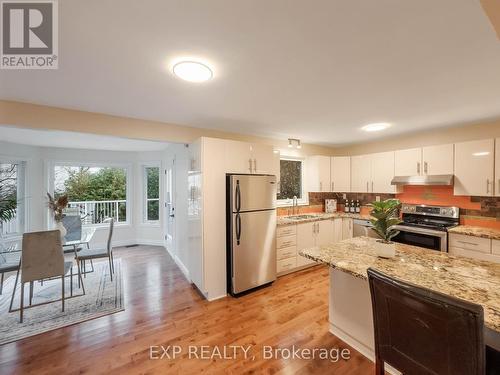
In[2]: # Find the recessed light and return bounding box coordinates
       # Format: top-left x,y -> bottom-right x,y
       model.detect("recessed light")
361,123 -> 391,132
173,61 -> 213,82
472,151 -> 490,157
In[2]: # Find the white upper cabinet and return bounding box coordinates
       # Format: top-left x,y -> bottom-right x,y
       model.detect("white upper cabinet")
307,155 -> 331,192
454,139 -> 495,196
370,151 -> 395,193
331,156 -> 351,192
351,154 -> 372,192
395,148 -> 422,176
422,144 -> 454,175
496,138 -> 500,197
250,143 -> 274,174
224,140 -> 254,174
224,140 -> 274,175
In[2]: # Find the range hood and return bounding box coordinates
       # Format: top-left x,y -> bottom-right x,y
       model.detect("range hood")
391,174 -> 454,186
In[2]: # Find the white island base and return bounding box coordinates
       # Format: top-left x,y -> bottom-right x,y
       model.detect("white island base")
329,269 -> 402,374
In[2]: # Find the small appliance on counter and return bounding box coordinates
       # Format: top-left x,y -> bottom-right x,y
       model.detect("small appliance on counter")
325,199 -> 337,213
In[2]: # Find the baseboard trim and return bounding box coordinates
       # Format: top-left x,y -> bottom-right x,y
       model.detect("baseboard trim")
329,323 -> 401,375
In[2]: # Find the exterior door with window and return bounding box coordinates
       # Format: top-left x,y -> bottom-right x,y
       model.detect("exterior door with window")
165,159 -> 176,251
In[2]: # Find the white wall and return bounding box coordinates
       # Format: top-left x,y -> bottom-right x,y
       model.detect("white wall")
0,140 -> 167,248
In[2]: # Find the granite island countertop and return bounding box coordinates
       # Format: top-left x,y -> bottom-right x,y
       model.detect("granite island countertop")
300,236 -> 500,332
277,212 -> 371,226
448,225 -> 500,241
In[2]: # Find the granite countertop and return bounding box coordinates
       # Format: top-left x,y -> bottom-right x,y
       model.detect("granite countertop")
448,225 -> 500,241
300,236 -> 500,332
277,212 -> 371,226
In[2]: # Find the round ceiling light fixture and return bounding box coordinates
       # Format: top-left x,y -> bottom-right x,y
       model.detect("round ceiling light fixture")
361,122 -> 391,132
173,61 -> 213,82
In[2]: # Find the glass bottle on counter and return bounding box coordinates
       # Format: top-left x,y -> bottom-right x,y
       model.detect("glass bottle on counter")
355,200 -> 361,213
344,199 -> 349,213
350,200 -> 355,213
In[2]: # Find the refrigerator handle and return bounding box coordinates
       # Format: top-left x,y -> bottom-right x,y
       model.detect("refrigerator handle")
235,180 -> 241,212
236,213 -> 241,245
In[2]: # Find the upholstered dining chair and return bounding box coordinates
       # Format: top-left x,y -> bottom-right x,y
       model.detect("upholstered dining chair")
75,218 -> 115,281
367,267 -> 486,375
10,230 -> 83,323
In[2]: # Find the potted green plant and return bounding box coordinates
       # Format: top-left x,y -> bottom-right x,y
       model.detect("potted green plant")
369,199 -> 402,258
0,165 -> 18,238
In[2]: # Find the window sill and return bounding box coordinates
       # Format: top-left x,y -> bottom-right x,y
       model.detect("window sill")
139,222 -> 161,228
276,201 -> 309,208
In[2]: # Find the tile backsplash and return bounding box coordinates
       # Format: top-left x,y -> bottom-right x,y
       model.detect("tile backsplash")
282,188 -> 500,230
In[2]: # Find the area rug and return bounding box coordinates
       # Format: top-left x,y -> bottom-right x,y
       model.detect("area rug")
0,259 -> 123,345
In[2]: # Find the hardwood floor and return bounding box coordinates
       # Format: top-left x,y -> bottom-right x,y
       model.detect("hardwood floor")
0,246 -> 374,374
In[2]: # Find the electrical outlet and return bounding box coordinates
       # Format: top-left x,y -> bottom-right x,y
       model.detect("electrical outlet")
343,193 -> 347,199
375,196 -> 381,202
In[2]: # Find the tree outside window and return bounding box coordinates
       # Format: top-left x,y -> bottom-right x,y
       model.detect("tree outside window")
144,166 -> 160,222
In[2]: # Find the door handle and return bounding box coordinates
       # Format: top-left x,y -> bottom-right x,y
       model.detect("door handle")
235,181 -> 241,212
320,182 -> 323,191
424,162 -> 428,174
487,179 -> 491,195
331,181 -> 334,191
235,213 -> 241,245
417,162 -> 421,175
366,181 -> 369,192
371,181 -> 374,192
253,159 -> 257,173
248,159 -> 253,173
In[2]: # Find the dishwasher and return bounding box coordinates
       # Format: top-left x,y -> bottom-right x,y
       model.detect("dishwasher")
353,219 -> 378,238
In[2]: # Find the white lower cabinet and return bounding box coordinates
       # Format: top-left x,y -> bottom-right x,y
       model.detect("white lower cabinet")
449,233 -> 500,263
277,218 -> 350,274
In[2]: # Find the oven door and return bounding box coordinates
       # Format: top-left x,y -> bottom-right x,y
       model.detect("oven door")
392,225 -> 447,252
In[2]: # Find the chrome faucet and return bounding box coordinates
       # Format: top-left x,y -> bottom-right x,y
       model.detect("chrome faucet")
293,196 -> 298,215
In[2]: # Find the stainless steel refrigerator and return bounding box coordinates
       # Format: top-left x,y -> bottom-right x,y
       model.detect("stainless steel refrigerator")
226,174 -> 277,296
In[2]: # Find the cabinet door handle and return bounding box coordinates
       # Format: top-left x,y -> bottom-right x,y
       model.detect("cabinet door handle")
317,223 -> 320,233
371,181 -> 374,192
253,159 -> 257,173
320,182 -> 323,191
457,240 -> 478,246
487,179 -> 491,194
331,181 -> 334,191
366,181 -> 369,192
424,162 -> 428,174
417,162 -> 421,175
248,159 -> 253,173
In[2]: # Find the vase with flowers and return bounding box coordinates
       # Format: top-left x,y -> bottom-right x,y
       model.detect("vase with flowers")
47,193 -> 69,239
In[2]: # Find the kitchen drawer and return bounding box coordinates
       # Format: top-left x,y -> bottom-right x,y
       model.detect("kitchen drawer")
277,245 -> 297,260
449,247 -> 500,264
277,235 -> 297,249
492,240 -> 500,255
277,225 -> 296,237
277,257 -> 297,273
449,234 -> 491,254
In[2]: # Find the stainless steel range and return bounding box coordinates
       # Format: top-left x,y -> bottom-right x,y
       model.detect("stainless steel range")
392,204 -> 460,252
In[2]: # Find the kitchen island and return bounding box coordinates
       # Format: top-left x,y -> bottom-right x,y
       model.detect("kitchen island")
300,237 -> 500,367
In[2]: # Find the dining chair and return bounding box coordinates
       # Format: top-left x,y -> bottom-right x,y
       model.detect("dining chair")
0,252 -> 20,295
367,267 -> 485,375
75,218 -> 115,281
10,230 -> 83,323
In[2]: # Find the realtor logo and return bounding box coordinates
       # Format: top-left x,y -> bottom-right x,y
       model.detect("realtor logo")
1,0 -> 58,69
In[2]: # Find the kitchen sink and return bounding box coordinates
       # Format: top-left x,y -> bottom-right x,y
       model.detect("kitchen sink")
286,214 -> 319,220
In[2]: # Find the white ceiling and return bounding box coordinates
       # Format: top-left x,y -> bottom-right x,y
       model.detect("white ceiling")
0,126 -> 171,151
1,0 -> 499,146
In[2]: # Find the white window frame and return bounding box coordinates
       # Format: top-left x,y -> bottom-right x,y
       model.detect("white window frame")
0,157 -> 28,238
276,156 -> 308,207
142,163 -> 161,224
47,160 -> 132,228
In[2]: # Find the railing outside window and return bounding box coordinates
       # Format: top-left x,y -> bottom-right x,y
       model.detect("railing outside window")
67,200 -> 127,225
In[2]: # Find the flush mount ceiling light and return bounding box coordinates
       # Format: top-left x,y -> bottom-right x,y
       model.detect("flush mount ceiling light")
288,138 -> 301,149
173,61 -> 213,82
472,151 -> 490,157
361,122 -> 391,132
